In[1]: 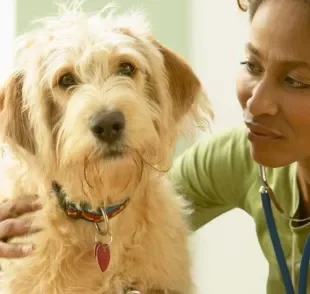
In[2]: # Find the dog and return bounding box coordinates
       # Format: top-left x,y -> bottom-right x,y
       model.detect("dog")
0,2 -> 213,293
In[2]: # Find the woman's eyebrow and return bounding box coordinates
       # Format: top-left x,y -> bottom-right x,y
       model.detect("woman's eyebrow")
245,42 -> 310,69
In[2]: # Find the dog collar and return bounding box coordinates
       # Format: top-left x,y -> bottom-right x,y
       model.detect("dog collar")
52,181 -> 141,292
51,180 -> 130,223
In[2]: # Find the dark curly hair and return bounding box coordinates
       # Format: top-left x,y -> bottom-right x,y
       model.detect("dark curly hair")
238,0 -> 310,19
237,0 -> 264,19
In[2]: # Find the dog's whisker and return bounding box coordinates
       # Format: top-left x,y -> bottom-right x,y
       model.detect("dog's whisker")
80,172 -> 89,199
141,153 -> 171,173
125,139 -> 170,173
95,163 -> 103,185
83,156 -> 94,189
133,151 -> 145,187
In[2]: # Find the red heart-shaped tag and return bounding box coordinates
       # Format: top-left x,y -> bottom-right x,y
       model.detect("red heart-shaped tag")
94,241 -> 110,272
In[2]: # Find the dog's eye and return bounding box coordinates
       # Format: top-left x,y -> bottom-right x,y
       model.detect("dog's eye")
58,73 -> 77,88
117,63 -> 136,77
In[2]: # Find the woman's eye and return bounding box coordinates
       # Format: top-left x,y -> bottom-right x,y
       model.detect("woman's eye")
117,62 -> 136,77
240,61 -> 262,75
58,73 -> 77,88
284,76 -> 310,89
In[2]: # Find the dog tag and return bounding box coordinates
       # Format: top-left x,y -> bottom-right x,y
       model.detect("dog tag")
94,241 -> 110,272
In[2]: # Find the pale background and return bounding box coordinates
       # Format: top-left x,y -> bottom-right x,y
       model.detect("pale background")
0,1 -> 268,293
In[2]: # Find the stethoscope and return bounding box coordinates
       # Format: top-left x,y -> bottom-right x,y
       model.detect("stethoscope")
259,165 -> 310,294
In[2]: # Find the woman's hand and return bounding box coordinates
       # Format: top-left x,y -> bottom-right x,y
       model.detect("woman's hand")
0,198 -> 42,258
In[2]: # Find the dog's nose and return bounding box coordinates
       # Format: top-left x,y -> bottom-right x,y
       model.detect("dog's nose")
89,111 -> 125,143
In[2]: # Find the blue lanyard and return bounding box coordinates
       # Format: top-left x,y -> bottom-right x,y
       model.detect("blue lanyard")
261,188 -> 310,294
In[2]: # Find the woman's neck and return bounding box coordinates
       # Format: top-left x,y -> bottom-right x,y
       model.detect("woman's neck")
296,161 -> 310,219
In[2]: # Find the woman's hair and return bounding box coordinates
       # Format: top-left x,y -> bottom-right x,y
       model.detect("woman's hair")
237,0 -> 263,19
238,0 -> 310,19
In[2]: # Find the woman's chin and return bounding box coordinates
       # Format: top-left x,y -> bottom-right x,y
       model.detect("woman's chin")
249,147 -> 294,168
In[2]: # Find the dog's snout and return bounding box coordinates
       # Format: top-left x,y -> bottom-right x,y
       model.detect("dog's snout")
89,111 -> 125,143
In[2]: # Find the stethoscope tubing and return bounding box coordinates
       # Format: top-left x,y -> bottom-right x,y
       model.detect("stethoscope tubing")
298,233 -> 310,294
261,189 -> 295,294
261,180 -> 310,294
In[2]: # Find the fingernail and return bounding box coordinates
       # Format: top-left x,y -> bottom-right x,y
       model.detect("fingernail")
22,244 -> 35,255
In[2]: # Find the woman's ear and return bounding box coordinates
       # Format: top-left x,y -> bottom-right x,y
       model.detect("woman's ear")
0,72 -> 36,154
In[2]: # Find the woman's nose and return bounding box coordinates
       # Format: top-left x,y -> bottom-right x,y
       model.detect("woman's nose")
246,78 -> 279,117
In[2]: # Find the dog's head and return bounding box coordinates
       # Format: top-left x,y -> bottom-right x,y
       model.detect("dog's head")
0,5 -> 213,177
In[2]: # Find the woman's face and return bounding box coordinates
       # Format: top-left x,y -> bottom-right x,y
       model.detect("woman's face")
237,0 -> 310,167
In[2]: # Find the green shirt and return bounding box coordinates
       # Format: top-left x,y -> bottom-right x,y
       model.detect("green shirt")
170,126 -> 310,293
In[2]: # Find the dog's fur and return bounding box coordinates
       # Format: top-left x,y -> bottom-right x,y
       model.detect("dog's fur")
0,2 -> 213,293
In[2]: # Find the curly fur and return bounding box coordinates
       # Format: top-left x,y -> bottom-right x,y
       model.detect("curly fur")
0,2 -> 213,293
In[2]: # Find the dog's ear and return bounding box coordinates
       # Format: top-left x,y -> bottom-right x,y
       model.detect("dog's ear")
0,72 -> 36,154
152,40 -> 213,125
115,26 -> 213,127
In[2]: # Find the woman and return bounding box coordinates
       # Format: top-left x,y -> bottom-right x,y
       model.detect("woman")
1,0 -> 310,292
170,0 -> 310,293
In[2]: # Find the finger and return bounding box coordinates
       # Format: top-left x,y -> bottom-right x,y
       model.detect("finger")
0,198 -> 42,221
0,218 -> 31,240
0,242 -> 35,258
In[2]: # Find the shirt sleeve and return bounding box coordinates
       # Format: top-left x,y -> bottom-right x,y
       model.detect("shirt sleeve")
169,127 -> 254,231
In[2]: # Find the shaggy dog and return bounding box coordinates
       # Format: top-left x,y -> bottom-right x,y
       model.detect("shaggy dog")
0,2 -> 213,293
